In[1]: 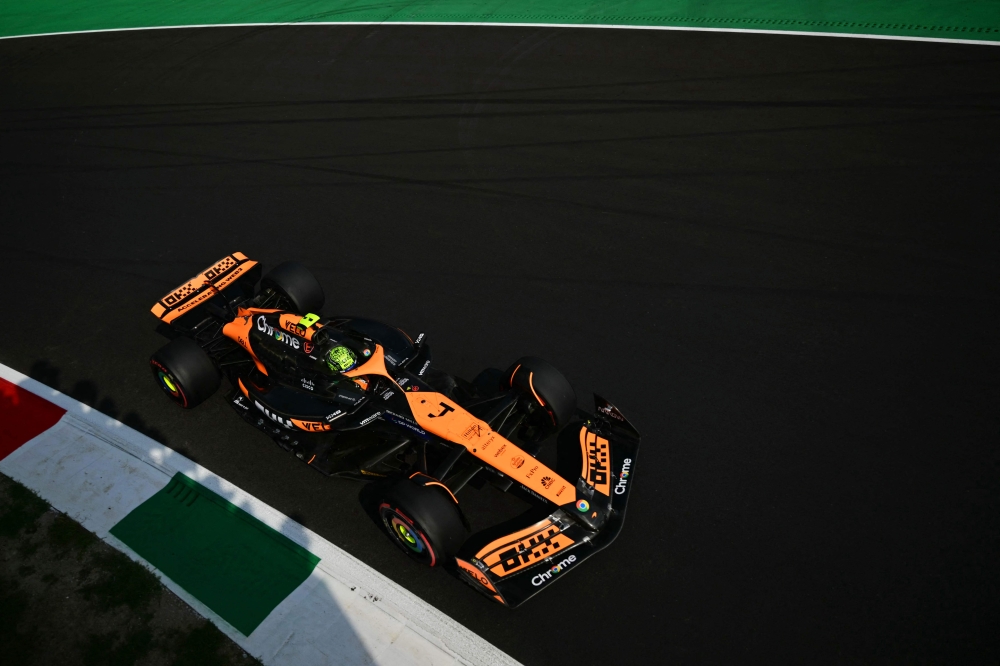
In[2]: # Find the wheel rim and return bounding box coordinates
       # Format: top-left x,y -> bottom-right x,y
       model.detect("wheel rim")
379,504 -> 436,566
151,361 -> 187,406
393,519 -> 424,553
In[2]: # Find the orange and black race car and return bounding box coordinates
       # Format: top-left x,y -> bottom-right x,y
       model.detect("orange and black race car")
149,252 -> 640,607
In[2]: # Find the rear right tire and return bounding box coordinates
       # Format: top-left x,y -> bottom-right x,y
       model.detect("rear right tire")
504,356 -> 576,430
262,261 -> 325,314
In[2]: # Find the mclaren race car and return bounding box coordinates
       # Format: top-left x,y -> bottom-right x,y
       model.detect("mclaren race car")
148,252 -> 640,607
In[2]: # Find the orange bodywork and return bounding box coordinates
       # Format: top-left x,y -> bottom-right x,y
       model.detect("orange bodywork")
343,345 -> 390,379
222,315 -> 268,375
473,517 -> 574,578
579,427 -> 611,496
348,345 -> 577,506
455,558 -> 499,593
151,253 -> 258,324
404,391 -> 574,505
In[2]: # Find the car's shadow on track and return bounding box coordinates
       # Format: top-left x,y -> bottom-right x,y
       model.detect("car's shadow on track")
27,358 -> 200,463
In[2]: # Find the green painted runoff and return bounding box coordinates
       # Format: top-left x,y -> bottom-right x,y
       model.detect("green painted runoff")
110,473 -> 319,636
1,0 -> 998,41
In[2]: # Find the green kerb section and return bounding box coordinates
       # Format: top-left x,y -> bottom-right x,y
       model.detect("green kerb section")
110,473 -> 319,636
1,1 -> 998,42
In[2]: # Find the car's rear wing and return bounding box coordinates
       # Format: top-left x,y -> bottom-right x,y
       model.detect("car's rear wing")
150,252 -> 260,325
454,396 -> 641,607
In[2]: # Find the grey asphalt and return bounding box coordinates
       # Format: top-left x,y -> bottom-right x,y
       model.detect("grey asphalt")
1,25 -> 998,664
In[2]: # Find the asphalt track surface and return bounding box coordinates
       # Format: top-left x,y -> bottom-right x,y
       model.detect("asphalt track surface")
1,26 -> 998,664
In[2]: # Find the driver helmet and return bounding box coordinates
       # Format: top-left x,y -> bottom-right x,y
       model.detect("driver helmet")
326,345 -> 358,373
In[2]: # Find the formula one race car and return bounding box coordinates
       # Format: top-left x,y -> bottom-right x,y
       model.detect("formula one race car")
148,252 -> 640,607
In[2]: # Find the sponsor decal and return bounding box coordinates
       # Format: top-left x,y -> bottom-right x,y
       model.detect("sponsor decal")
418,360 -> 430,376
254,400 -> 293,429
493,443 -> 506,458
575,499 -> 590,512
303,341 -> 314,354
257,315 -> 300,350
169,288 -> 215,317
531,555 -> 577,587
525,464 -> 538,479
488,524 -> 570,576
396,377 -> 409,387
555,485 -> 567,497
429,402 -> 455,418
301,378 -> 315,391
462,423 -> 482,440
296,420 -> 331,432
511,456 -> 525,469
597,402 -> 629,425
325,410 -> 343,422
382,390 -> 395,401
414,332 -> 425,344
385,354 -> 399,366
203,256 -> 236,282
540,476 -> 554,489
615,458 -> 633,495
480,433 -> 496,452
582,430 -> 611,496
383,411 -> 430,438
362,348 -> 372,357
358,412 -> 382,426
161,256 -> 236,306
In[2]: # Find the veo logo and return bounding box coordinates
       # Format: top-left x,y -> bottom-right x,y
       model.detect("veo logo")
615,458 -> 632,495
531,555 -> 577,587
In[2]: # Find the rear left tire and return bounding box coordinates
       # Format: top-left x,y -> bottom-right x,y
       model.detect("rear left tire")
150,337 -> 220,409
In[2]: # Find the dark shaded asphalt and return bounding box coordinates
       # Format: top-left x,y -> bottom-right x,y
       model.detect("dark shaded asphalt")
1,26 -> 998,664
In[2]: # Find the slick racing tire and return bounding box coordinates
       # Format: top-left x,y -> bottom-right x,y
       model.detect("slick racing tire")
150,337 -> 221,409
504,356 -> 576,430
262,261 -> 325,314
378,477 -> 467,567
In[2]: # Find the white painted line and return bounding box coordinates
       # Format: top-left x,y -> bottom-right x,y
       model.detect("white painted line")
0,362 -> 519,666
0,21 -> 997,46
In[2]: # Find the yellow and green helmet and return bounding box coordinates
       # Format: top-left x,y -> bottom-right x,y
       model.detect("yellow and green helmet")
326,345 -> 357,373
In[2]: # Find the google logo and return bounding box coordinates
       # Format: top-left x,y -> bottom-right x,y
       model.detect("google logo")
575,499 -> 589,512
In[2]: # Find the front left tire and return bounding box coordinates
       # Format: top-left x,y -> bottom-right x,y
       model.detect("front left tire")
377,476 -> 467,567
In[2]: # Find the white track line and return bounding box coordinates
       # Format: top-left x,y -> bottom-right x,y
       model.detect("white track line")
0,22 -> 997,45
